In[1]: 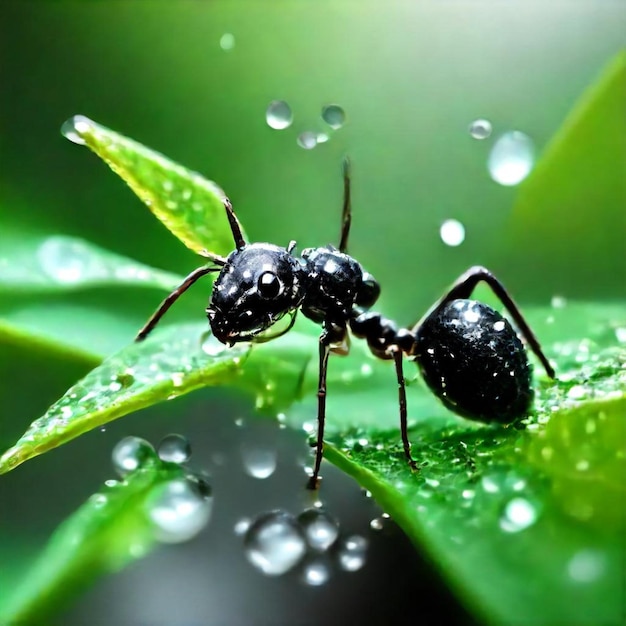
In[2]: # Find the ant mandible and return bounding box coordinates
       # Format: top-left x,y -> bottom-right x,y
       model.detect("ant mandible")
136,159 -> 556,489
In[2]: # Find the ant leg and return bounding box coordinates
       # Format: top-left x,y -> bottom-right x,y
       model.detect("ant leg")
417,266 -> 555,379
135,265 -> 219,341
338,156 -> 352,254
308,331 -> 333,490
392,349 -> 418,470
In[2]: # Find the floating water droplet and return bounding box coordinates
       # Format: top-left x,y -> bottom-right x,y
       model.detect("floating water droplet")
234,517 -> 251,536
111,436 -> 156,476
219,33 -> 235,51
551,295 -> 567,309
337,534 -> 368,572
500,497 -> 538,532
146,477 -> 213,543
158,434 -> 192,464
487,131 -> 535,186
370,517 -> 384,531
567,549 -> 606,583
244,511 -> 307,575
321,104 -> 346,130
302,557 -> 331,586
440,219 -> 465,247
302,421 -> 315,434
298,509 -> 339,551
37,236 -> 106,284
266,100 -> 293,130
615,327 -> 626,343
241,444 -> 277,479
469,119 -> 492,140
316,132 -> 330,144
297,131 -> 318,150
60,115 -> 92,145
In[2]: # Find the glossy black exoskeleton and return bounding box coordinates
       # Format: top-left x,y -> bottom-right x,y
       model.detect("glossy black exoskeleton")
136,160 -> 555,489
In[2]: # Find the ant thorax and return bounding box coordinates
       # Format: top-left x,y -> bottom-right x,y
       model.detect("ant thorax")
299,245 -> 372,324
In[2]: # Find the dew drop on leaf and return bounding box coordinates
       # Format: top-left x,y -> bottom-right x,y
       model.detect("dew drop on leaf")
266,100 -> 293,130
111,436 -> 156,476
487,131 -> 535,186
243,510 -> 307,575
60,115 -> 92,145
499,497 -> 539,533
145,477 -> 213,543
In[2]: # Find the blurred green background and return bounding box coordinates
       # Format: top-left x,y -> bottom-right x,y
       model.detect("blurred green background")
0,2 -> 624,624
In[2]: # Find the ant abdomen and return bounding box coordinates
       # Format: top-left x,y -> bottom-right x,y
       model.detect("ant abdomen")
413,299 -> 533,424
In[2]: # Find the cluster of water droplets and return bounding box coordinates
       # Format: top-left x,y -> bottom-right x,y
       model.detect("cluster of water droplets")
266,101 -> 346,150
109,434 -> 213,544
240,506 -> 368,584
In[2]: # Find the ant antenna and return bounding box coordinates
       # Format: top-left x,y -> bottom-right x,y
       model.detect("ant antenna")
223,197 -> 246,250
338,156 -> 352,254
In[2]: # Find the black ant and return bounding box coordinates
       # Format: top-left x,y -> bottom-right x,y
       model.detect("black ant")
136,159 -> 555,489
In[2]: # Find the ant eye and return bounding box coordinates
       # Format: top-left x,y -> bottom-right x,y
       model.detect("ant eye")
257,271 -> 282,299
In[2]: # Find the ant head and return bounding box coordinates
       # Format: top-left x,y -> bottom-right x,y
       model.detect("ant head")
207,243 -> 307,345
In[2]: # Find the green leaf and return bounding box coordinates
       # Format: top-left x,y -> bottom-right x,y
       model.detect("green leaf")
0,324 -> 249,473
0,304 -> 148,362
502,52 -> 626,298
0,231 -> 184,293
62,115 -> 245,256
323,306 -> 625,625
0,455 -> 209,624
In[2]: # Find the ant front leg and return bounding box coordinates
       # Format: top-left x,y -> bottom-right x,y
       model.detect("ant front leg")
308,323 -> 347,490
422,266 -> 555,379
136,264 -> 220,341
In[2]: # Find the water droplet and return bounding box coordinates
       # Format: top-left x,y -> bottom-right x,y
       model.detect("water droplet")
337,534 -> 368,572
219,33 -> 235,51
60,115 -> 92,145
500,497 -> 538,532
298,509 -> 339,551
301,557 -> 331,586
146,477 -> 213,543
302,421 -> 315,434
37,236 -> 106,284
370,517 -> 384,531
487,131 -> 535,186
551,295 -> 567,309
440,219 -> 465,247
111,436 -> 156,476
321,104 -> 346,130
266,100 -> 293,130
158,434 -> 192,464
234,517 -> 251,536
241,444 -> 277,479
469,119 -> 492,140
567,549 -> 606,583
244,511 -> 307,575
316,132 -> 330,144
297,131 -> 318,150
